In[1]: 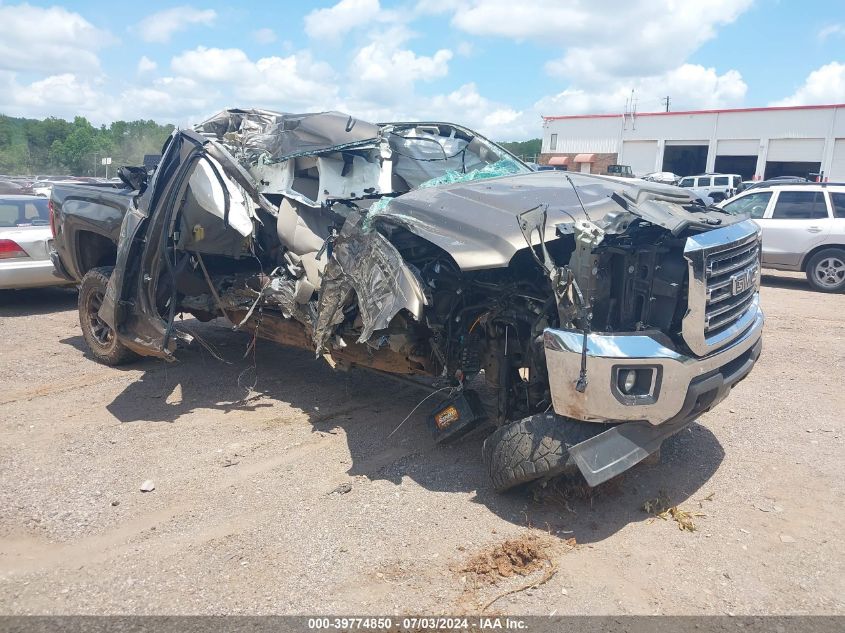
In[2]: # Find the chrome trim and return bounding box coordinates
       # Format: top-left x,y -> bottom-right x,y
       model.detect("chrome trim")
543,303 -> 763,425
682,219 -> 762,357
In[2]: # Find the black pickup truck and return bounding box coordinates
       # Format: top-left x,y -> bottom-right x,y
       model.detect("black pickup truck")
50,183 -> 134,283
50,110 -> 764,492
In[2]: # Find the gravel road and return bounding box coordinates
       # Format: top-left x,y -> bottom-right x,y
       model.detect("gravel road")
0,271 -> 843,615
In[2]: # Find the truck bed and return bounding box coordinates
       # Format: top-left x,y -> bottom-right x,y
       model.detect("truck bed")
51,184 -> 134,282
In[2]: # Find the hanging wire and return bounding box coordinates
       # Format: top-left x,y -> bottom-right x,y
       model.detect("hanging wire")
386,386 -> 455,439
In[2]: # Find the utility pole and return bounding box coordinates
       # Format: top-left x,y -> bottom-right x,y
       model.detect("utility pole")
662,96 -> 671,112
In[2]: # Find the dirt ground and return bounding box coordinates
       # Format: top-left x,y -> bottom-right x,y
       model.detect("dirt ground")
0,271 -> 843,615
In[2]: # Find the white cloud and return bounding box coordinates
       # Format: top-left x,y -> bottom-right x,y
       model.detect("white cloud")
171,47 -> 338,110
770,62 -> 845,107
536,64 -> 747,115
449,0 -> 752,82
425,83 -> 531,139
115,77 -> 213,122
0,4 -> 114,73
304,0 -> 398,40
171,47 -> 253,82
253,28 -> 277,44
0,71 -> 109,122
349,31 -> 452,103
818,23 -> 845,42
137,56 -> 157,74
136,6 -> 216,43
12,73 -> 99,109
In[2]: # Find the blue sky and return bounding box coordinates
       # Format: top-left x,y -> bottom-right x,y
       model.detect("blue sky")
0,0 -> 843,139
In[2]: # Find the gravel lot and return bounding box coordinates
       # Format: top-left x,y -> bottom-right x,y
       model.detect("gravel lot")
1,271 -> 843,615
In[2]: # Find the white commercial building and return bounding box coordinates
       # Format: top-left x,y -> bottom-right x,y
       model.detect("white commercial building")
540,103 -> 845,181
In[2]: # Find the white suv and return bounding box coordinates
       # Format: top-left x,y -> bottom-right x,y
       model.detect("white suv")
718,183 -> 845,292
679,173 -> 742,202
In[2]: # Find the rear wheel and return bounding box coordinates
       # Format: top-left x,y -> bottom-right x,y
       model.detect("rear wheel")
78,267 -> 139,365
482,413 -> 601,492
805,248 -> 845,293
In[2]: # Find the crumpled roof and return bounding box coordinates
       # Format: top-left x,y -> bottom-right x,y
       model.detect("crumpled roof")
194,108 -> 380,163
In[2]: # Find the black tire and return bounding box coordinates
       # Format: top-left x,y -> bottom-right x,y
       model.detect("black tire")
482,413 -> 601,492
805,248 -> 845,293
78,266 -> 139,366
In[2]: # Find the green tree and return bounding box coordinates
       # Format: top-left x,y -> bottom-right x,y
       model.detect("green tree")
499,138 -> 542,162
0,113 -> 175,176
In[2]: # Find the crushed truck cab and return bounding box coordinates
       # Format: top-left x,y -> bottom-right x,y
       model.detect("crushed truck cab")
51,109 -> 764,492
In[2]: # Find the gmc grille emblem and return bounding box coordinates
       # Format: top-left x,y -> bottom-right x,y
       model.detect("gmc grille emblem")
731,265 -> 757,296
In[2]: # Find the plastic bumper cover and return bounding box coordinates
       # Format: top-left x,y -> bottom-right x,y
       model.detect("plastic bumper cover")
0,258 -> 70,290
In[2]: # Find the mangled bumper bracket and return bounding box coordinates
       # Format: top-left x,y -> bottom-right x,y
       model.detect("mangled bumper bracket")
565,333 -> 762,487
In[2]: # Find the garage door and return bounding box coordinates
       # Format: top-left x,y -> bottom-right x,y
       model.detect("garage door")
829,139 -> 845,181
717,139 -> 759,156
621,140 -> 658,177
767,138 -> 824,162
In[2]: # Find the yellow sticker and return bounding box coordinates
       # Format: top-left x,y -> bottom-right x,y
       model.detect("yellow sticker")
435,406 -> 460,429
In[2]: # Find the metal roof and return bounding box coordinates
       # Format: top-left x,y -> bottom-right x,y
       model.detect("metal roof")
542,103 -> 845,121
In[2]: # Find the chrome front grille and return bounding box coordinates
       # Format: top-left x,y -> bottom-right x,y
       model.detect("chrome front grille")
682,219 -> 762,357
704,238 -> 759,335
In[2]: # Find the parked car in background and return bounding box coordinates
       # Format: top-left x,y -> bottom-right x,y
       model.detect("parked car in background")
736,180 -> 756,194
0,195 -> 72,290
678,173 -> 742,202
641,172 -> 680,185
719,182 -> 845,292
606,164 -> 633,177
0,179 -> 31,195
743,176 -> 809,192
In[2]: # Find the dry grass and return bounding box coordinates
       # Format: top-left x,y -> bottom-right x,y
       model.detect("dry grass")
642,490 -> 706,532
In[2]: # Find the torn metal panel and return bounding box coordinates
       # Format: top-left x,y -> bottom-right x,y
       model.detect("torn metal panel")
314,211 -> 427,353
195,109 -> 380,164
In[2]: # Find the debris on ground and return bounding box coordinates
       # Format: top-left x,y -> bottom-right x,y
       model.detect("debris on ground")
531,473 -> 623,511
459,534 -> 561,612
139,480 -> 155,493
779,534 -> 796,544
461,535 -> 551,583
642,491 -> 705,532
697,491 -> 715,508
642,490 -> 672,515
328,482 -> 353,496
110,500 -> 120,507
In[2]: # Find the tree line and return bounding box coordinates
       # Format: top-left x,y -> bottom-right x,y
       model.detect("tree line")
0,114 -> 175,177
499,138 -> 542,162
1,113 -> 542,176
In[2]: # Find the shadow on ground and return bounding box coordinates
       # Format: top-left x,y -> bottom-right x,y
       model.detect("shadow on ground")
62,317 -> 724,543
761,273 -> 810,291
0,287 -> 77,316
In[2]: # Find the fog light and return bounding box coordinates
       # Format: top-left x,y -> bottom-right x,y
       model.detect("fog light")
620,369 -> 638,394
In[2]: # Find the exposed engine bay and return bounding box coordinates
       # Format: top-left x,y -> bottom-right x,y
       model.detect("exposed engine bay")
115,109 -> 743,430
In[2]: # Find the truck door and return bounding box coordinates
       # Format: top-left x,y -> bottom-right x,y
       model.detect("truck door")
98,130 -> 208,359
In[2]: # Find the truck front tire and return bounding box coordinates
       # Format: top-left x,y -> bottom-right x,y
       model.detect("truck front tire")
78,267 -> 139,366
483,413 -> 597,492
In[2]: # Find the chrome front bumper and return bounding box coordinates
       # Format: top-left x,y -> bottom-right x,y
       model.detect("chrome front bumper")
543,299 -> 764,425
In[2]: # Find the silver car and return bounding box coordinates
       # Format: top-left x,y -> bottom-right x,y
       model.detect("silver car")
719,183 -> 845,292
0,195 -> 71,290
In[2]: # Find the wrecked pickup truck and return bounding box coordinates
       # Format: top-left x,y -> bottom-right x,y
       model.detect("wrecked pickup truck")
51,109 -> 763,491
